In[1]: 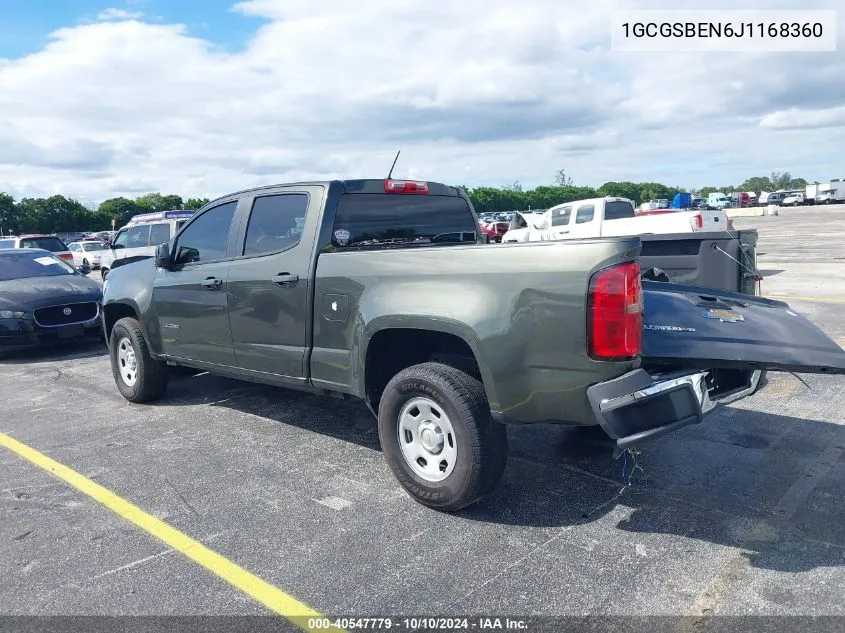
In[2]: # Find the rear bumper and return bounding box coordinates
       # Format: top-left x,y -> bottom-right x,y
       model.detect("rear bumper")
586,368 -> 761,455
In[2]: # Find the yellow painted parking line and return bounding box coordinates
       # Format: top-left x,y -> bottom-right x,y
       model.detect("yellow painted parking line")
0,431 -> 344,632
764,294 -> 845,305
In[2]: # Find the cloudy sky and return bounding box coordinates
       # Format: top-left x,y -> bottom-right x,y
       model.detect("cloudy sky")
1,0 -> 843,205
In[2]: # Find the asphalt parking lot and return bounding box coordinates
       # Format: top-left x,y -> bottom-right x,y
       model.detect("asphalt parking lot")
2,208 -> 844,627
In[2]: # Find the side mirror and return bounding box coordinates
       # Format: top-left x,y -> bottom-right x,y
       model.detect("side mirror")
79,263 -> 92,275
175,246 -> 200,265
155,242 -> 173,269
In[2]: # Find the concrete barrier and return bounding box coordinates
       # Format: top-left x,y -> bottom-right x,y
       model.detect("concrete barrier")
726,207 -> 765,218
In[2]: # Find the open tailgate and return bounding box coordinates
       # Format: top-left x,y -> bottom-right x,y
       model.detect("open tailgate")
641,281 -> 845,375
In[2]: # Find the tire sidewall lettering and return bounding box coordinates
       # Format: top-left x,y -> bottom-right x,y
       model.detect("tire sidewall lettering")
381,374 -> 472,502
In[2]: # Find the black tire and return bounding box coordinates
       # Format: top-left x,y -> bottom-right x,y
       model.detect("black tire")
83,258 -> 89,267
378,362 -> 508,512
109,317 -> 168,403
101,268 -> 109,281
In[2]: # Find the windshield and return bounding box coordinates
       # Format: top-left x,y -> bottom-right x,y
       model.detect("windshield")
0,251 -> 77,281
82,242 -> 108,251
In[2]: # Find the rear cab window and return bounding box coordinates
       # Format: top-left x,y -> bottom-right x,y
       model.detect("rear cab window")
331,194 -> 478,248
604,200 -> 635,220
0,239 -> 14,249
19,237 -> 68,252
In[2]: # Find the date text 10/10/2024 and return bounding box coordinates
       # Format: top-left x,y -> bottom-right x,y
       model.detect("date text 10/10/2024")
306,617 -> 529,630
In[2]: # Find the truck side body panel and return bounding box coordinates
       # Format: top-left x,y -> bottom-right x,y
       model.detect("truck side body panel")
310,238 -> 641,425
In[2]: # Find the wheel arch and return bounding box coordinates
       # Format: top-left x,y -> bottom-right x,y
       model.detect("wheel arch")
359,318 -> 499,414
102,301 -> 160,355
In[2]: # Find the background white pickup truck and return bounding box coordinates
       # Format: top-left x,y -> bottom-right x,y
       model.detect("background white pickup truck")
503,197 -> 729,243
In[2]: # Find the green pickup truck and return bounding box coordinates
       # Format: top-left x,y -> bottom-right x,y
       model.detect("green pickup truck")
101,179 -> 845,511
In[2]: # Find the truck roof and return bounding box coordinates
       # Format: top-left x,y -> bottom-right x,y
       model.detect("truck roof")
204,179 -> 462,207
547,196 -> 632,211
127,209 -> 197,225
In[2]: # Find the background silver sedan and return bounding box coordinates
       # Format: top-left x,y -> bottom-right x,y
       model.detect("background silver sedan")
67,241 -> 109,269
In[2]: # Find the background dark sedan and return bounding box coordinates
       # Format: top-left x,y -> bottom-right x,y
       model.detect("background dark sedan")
0,248 -> 103,353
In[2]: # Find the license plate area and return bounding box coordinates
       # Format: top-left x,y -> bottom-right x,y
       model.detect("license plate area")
57,325 -> 85,339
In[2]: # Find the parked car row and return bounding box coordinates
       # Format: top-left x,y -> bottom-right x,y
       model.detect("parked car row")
0,249 -> 102,353
501,196 -> 730,243
0,234 -> 76,264
478,214 -> 512,242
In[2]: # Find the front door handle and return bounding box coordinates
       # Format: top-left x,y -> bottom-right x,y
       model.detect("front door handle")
272,273 -> 299,286
201,277 -> 222,289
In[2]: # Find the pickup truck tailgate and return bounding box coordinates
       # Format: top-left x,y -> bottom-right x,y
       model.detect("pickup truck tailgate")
641,280 -> 845,375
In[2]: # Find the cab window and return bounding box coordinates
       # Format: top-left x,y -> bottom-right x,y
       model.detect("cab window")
575,205 -> 595,224
126,225 -> 151,248
149,223 -> 171,246
243,194 -> 308,256
551,206 -> 572,227
174,201 -> 237,264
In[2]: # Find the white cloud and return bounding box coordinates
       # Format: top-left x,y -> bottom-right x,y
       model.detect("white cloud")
760,106 -> 845,130
0,0 -> 844,203
95,8 -> 145,21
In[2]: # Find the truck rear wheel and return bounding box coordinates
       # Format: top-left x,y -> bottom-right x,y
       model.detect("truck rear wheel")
109,317 -> 168,403
378,362 -> 508,512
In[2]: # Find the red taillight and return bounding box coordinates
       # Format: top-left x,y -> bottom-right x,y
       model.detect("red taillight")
689,213 -> 703,230
58,253 -> 74,261
588,261 -> 643,360
384,179 -> 429,194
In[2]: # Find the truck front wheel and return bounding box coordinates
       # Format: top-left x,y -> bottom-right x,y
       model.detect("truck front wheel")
378,362 -> 508,512
109,317 -> 168,403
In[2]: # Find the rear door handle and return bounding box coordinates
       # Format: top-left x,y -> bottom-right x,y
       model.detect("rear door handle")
272,273 -> 299,286
201,277 -> 222,289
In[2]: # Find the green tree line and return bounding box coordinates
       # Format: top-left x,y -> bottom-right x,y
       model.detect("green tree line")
0,170 -> 809,234
0,192 -> 209,236
460,170 -> 809,214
